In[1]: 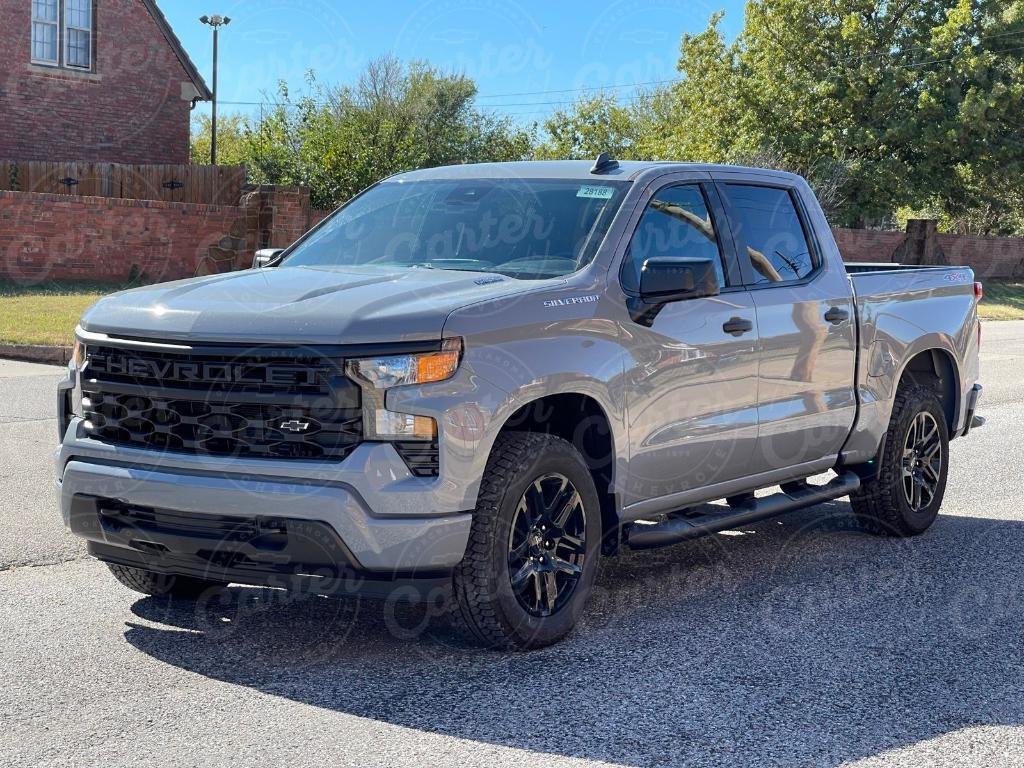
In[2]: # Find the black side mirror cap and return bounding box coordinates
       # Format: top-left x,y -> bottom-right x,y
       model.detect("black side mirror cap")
252,248 -> 285,269
629,256 -> 720,326
639,257 -> 720,302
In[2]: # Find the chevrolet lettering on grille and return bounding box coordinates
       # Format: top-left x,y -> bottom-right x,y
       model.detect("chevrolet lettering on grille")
89,354 -> 320,387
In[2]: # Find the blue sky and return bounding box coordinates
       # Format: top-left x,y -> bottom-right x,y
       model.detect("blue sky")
160,0 -> 746,125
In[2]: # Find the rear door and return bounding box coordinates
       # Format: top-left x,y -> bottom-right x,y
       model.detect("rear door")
716,178 -> 857,474
620,175 -> 760,506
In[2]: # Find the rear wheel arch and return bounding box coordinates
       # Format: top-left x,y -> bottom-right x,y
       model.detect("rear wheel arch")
845,345 -> 959,481
898,347 -> 960,434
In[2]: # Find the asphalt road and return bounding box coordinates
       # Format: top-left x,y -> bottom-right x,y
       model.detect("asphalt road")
3,323 -> 1023,768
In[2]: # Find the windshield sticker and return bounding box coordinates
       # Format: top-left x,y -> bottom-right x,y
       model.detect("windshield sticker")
577,185 -> 614,200
543,295 -> 599,308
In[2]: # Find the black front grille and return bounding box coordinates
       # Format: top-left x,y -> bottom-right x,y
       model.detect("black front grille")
82,344 -> 363,460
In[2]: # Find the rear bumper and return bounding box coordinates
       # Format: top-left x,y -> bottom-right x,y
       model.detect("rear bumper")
959,383 -> 984,437
57,458 -> 472,600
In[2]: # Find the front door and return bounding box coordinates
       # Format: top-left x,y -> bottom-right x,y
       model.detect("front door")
620,179 -> 760,508
716,180 -> 857,473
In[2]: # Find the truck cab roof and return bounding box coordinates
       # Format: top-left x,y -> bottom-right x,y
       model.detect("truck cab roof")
392,159 -> 804,184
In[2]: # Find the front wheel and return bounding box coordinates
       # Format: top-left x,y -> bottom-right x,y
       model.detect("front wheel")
850,384 -> 950,536
453,432 -> 602,649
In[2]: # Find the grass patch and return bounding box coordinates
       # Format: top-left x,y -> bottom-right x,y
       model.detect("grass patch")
0,280 -> 132,347
978,280 -> 1024,321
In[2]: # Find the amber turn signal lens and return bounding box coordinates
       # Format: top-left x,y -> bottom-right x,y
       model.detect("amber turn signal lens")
416,347 -> 460,385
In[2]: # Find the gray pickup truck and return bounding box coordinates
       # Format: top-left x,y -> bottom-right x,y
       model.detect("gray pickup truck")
56,158 -> 983,649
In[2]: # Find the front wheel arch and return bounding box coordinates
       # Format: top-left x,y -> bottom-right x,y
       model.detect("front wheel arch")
495,392 -> 621,554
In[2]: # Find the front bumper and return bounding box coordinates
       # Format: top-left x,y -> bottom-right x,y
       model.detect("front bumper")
56,452 -> 472,600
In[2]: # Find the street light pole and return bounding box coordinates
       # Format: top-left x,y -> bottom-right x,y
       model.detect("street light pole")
199,15 -> 231,166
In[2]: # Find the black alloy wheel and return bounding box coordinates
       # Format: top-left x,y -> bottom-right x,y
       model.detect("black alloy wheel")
507,473 -> 588,617
901,411 -> 943,512
849,383 -> 950,537
453,432 -> 602,649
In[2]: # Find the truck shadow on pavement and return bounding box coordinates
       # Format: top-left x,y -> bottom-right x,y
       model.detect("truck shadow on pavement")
123,501 -> 1024,767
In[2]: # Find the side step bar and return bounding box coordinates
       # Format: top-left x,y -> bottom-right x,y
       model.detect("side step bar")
624,471 -> 861,551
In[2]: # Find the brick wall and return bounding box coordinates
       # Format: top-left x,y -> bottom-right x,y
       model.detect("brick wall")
257,186 -> 312,249
833,226 -> 1024,278
0,0 -> 198,164
936,233 -> 1024,279
6,191 -> 1022,285
832,228 -> 908,264
310,208 -> 334,229
0,190 -> 245,282
0,185 -> 321,283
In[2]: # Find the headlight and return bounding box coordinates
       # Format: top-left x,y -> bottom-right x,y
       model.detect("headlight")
348,339 -> 461,443
349,338 -> 462,389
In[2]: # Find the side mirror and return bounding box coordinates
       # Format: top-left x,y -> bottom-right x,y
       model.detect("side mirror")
252,248 -> 285,269
639,257 -> 719,303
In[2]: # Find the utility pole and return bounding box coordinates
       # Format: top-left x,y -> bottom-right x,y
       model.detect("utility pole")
199,15 -> 231,166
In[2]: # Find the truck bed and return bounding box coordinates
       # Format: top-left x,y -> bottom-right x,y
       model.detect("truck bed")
839,260 -> 981,462
846,262 -> 977,312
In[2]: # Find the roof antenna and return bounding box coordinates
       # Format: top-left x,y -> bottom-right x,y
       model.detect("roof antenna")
590,152 -> 619,174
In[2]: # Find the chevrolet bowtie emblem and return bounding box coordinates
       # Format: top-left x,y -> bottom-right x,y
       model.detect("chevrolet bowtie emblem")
278,419 -> 311,433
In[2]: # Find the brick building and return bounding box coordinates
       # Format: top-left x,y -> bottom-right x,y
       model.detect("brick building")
0,0 -> 211,164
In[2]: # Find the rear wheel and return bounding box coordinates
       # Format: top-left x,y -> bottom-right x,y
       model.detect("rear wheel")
106,563 -> 224,599
850,384 -> 949,536
453,432 -> 601,649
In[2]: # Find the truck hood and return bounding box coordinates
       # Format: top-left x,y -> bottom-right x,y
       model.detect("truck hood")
80,265 -> 535,344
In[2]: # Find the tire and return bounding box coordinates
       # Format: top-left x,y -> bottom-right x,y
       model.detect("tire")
453,432 -> 602,649
850,383 -> 950,536
106,563 -> 224,599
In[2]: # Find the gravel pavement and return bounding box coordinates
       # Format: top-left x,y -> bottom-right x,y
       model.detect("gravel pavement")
2,324 -> 1023,768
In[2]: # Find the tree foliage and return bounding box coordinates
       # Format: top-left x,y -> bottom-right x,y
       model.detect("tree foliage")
540,0 -> 1024,232
190,57 -> 533,208
188,113 -> 248,166
192,7 -> 1024,232
534,92 -> 665,160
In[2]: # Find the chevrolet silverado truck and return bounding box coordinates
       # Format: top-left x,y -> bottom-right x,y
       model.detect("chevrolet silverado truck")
56,157 -> 984,649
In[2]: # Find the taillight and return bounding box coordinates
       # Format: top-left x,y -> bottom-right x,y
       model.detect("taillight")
974,283 -> 983,348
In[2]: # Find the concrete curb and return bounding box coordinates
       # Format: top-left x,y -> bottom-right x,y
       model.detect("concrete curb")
0,344 -> 72,365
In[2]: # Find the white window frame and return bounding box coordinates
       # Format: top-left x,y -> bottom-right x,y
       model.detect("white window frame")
63,0 -> 92,70
30,0 -> 60,66
30,0 -> 94,71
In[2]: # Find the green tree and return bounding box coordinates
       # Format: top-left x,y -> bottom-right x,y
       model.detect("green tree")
210,59 -> 533,208
657,0 -> 1024,229
535,92 -> 663,160
188,113 -> 249,166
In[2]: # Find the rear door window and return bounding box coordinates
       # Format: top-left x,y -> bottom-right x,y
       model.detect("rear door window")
720,184 -> 816,285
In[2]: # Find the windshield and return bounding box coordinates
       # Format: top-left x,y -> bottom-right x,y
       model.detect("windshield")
282,178 -> 630,280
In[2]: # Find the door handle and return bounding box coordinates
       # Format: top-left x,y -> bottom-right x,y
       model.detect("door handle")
722,317 -> 754,336
824,306 -> 850,325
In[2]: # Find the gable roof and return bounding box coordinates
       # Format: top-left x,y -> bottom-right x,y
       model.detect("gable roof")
141,0 -> 213,101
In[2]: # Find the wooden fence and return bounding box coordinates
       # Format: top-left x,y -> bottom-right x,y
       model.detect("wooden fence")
0,160 -> 245,206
